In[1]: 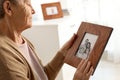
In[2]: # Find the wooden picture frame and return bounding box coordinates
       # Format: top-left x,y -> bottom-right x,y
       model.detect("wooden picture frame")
41,2 -> 63,20
64,22 -> 113,74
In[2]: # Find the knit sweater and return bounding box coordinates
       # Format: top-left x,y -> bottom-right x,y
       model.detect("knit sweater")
0,35 -> 64,80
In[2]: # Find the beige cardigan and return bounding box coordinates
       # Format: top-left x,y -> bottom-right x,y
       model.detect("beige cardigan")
0,35 -> 64,80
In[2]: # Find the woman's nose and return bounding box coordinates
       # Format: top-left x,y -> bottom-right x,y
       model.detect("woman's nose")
32,9 -> 35,14
31,6 -> 35,14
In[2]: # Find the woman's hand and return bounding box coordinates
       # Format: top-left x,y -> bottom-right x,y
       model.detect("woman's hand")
58,33 -> 77,57
73,59 -> 94,80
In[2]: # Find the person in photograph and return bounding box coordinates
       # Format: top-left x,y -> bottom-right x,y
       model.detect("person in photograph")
0,0 -> 93,80
84,39 -> 91,55
76,39 -> 91,59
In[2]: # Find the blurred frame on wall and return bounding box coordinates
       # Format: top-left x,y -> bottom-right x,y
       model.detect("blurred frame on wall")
41,2 -> 63,20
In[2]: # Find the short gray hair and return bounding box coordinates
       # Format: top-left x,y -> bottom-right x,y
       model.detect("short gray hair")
0,0 -> 18,19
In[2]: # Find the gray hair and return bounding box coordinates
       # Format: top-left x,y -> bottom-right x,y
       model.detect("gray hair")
0,0 -> 18,19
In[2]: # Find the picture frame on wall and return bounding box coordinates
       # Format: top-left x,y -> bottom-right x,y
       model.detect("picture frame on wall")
64,22 -> 113,74
41,2 -> 63,20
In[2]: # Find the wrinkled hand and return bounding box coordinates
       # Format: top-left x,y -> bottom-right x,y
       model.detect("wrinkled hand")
73,59 -> 94,80
58,33 -> 77,57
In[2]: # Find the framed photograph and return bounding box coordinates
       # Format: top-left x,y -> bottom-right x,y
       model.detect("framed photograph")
41,2 -> 63,20
64,22 -> 113,74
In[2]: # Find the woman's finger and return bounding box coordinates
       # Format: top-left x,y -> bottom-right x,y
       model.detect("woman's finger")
66,33 -> 77,49
77,59 -> 88,72
83,61 -> 91,73
87,66 -> 94,77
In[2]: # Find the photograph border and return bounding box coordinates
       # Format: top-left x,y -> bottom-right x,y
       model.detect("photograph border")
41,2 -> 63,20
64,22 -> 113,74
75,33 -> 98,60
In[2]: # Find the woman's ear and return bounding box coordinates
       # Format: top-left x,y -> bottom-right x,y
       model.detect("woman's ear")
3,1 -> 13,16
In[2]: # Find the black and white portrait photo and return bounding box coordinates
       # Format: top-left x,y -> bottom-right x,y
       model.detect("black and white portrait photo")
76,33 -> 98,59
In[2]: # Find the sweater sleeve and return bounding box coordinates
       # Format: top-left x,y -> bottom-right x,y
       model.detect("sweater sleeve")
44,51 -> 65,80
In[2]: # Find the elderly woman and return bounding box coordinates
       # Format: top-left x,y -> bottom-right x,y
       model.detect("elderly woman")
0,0 -> 93,80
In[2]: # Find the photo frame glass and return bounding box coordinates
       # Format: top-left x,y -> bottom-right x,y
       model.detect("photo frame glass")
46,6 -> 58,15
76,33 -> 98,59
